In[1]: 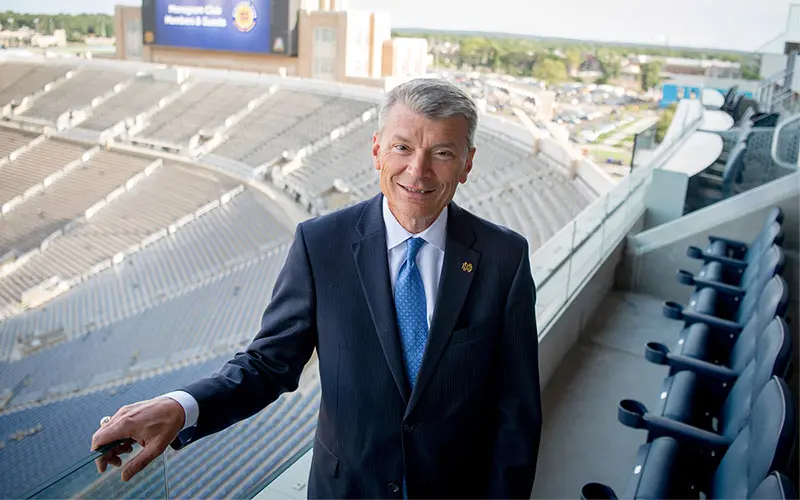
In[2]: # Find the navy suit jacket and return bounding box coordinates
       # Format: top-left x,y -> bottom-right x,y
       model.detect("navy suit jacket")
174,193 -> 542,499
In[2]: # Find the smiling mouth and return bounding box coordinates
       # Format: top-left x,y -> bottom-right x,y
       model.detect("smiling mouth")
398,183 -> 435,194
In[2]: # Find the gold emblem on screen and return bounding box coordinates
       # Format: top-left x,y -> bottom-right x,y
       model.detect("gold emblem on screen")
232,1 -> 258,33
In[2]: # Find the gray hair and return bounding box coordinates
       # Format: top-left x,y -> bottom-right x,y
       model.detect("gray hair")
378,78 -> 479,149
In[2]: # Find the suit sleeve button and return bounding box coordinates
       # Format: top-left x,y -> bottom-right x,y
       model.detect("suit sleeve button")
389,483 -> 400,493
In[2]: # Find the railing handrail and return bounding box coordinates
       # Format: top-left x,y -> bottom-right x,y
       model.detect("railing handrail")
19,439 -> 134,499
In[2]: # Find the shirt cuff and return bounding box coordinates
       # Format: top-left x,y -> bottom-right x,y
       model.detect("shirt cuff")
162,390 -> 199,431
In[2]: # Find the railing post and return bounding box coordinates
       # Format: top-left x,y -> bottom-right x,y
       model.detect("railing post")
565,221 -> 577,298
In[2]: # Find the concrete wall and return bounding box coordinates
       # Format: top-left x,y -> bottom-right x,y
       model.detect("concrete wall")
146,45 -> 299,75
621,190 -> 798,304
538,239 -> 626,390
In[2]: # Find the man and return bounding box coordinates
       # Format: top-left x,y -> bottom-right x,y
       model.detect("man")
91,78 -> 542,499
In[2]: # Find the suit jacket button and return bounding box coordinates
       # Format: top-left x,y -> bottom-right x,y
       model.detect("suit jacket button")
404,423 -> 416,432
389,483 -> 400,493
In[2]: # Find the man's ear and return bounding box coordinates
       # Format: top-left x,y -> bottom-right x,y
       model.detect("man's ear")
372,132 -> 381,171
460,146 -> 476,183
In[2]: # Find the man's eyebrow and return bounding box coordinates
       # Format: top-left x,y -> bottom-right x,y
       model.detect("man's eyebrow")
389,134 -> 411,143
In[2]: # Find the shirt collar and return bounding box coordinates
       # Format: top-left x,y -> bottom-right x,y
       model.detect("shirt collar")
382,195 -> 448,253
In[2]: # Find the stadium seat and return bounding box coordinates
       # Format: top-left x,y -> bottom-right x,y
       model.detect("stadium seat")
685,207 -> 784,270
664,245 -> 785,325
678,223 -> 784,290
584,376 -> 797,499
581,470 -> 798,500
665,275 -> 789,363
719,86 -> 739,114
751,471 -> 798,500
631,317 -> 791,437
687,141 -> 748,209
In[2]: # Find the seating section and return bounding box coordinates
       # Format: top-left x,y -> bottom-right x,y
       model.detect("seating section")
0,245 -> 290,403
19,69 -> 133,122
0,353 -> 321,500
0,138 -> 89,208
0,150 -> 156,255
0,60 -> 615,500
0,161 -> 238,316
0,63 -> 71,107
0,189 -> 292,358
136,81 -> 267,145
581,208 -> 798,499
0,127 -> 38,158
79,77 -> 180,132
212,89 -> 375,167
277,124 -> 593,250
688,113 -> 799,213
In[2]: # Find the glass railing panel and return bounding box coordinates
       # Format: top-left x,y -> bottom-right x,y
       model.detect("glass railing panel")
20,441 -> 167,499
535,259 -> 571,333
566,195 -> 607,298
601,177 -> 633,255
163,381 -> 320,499
530,219 -> 574,286
532,218 -> 575,331
245,443 -> 313,500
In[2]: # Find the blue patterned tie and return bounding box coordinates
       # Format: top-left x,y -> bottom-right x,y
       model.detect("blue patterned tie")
395,237 -> 428,390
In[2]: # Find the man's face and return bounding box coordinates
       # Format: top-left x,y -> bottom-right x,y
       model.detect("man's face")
372,104 -> 475,231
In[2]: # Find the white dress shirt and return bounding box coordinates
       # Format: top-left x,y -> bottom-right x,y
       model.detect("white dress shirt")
164,196 -> 448,432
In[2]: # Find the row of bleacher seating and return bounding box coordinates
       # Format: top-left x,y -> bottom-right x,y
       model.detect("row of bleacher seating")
19,69 -> 132,123
0,189 -> 291,354
0,126 -> 38,158
0,138 -> 88,210
0,63 -> 70,109
213,89 -> 375,168
79,77 -> 181,133
136,81 -> 267,146
582,207 -> 797,499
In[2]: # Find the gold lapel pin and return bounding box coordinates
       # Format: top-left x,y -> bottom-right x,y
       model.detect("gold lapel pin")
461,262 -> 473,273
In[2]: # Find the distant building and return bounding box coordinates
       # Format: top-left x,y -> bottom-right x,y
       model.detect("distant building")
634,55 -> 742,79
114,0 -> 428,89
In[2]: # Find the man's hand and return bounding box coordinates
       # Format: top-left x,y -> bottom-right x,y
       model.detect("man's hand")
91,397 -> 185,482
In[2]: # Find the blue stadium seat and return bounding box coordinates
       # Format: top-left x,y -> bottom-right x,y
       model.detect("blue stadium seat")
678,223 -> 784,291
582,376 -> 797,499
629,317 -> 791,437
685,207 -> 784,270
664,246 -> 785,324
664,275 -> 788,363
581,469 -> 797,500
751,471 -> 798,500
688,141 -> 748,210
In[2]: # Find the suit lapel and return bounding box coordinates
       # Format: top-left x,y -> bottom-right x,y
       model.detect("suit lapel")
406,203 -> 480,416
351,194 -> 410,404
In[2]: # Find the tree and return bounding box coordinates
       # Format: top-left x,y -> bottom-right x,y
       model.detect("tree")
655,103 -> 676,143
641,61 -> 663,91
564,47 -> 582,75
533,57 -> 568,84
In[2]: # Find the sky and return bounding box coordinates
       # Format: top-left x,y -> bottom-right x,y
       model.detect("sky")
1,0 -> 798,52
